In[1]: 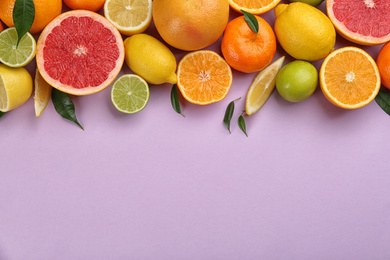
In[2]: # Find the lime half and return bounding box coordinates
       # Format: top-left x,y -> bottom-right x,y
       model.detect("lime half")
0,27 -> 36,68
111,74 -> 150,114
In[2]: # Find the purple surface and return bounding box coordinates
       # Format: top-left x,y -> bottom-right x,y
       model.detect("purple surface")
1,1 -> 390,259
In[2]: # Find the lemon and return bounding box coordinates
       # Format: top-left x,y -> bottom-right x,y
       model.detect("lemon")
245,56 -> 285,115
0,64 -> 33,112
274,2 -> 336,61
104,0 -> 152,36
34,68 -> 52,117
124,34 -> 177,85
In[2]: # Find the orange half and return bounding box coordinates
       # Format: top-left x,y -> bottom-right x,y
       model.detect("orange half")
229,0 -> 281,15
319,47 -> 381,109
177,50 -> 233,105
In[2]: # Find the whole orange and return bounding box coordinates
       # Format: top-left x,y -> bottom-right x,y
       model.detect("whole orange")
221,15 -> 276,73
64,0 -> 106,12
377,42 -> 390,90
153,0 -> 229,51
0,0 -> 62,34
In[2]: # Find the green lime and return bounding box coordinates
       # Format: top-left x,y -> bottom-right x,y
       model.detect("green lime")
111,74 -> 150,114
0,27 -> 36,68
276,60 -> 318,102
289,0 -> 324,7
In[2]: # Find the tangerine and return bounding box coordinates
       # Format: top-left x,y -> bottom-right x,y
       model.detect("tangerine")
377,42 -> 390,90
64,0 -> 106,12
153,0 -> 229,51
0,0 -> 62,34
221,15 -> 276,73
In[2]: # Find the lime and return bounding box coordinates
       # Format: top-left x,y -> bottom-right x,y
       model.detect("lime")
276,60 -> 318,102
111,74 -> 150,114
0,27 -> 36,67
289,0 -> 324,7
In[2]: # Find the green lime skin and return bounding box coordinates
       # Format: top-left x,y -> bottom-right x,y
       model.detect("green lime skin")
276,60 -> 318,103
289,0 -> 325,7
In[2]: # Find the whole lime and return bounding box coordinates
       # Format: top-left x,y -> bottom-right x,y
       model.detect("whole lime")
276,60 -> 318,102
289,0 -> 324,7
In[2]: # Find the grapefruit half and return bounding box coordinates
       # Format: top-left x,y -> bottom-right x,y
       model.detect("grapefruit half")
327,0 -> 390,45
36,10 -> 124,95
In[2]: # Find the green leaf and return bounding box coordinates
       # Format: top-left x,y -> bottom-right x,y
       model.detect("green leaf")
238,112 -> 248,137
0,111 -> 5,118
51,88 -> 84,130
171,84 -> 185,117
375,89 -> 390,116
13,0 -> 35,46
223,97 -> 241,134
241,9 -> 258,41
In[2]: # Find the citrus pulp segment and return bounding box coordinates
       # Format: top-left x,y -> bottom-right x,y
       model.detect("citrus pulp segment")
104,0 -> 152,36
319,47 -> 381,109
228,0 -> 281,14
0,27 -> 36,68
177,50 -> 233,105
327,0 -> 390,45
0,64 -> 33,112
111,74 -> 150,114
36,10 -> 125,96
245,56 -> 285,115
34,69 -> 52,118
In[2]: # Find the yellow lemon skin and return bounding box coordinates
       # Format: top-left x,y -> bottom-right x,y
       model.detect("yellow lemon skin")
274,2 -> 336,61
124,34 -> 177,85
0,64 -> 33,112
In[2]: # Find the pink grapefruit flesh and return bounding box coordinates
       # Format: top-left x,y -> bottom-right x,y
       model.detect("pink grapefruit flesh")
327,0 -> 390,45
36,10 -> 124,95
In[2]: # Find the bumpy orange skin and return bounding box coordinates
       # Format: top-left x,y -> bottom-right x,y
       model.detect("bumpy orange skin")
0,0 -> 62,34
377,42 -> 390,90
221,15 -> 276,73
63,0 -> 106,12
153,0 -> 229,51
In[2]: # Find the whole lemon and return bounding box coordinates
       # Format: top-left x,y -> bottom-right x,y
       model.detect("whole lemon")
0,64 -> 33,112
274,2 -> 335,61
124,34 -> 177,85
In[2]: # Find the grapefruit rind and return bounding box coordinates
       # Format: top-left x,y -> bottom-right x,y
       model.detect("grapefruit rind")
36,10 -> 125,96
326,0 -> 390,45
319,47 -> 381,109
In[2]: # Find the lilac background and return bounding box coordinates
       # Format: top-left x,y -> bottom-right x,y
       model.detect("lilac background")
1,1 -> 390,259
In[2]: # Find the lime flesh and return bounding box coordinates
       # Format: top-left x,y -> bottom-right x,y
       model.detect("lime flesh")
111,74 -> 150,114
0,27 -> 36,67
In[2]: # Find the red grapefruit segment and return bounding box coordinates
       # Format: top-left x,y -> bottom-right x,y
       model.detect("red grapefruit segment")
36,10 -> 124,95
327,0 -> 390,45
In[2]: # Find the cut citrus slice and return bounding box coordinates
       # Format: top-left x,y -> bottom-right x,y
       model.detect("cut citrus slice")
319,47 -> 380,109
0,27 -> 36,68
34,69 -> 52,118
177,50 -> 233,105
245,56 -> 284,115
104,0 -> 152,36
36,10 -> 124,96
111,74 -> 150,114
327,0 -> 390,45
229,0 -> 281,14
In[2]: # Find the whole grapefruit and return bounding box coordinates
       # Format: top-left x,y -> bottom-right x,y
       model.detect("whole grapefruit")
36,10 -> 124,96
0,0 -> 62,34
152,0 -> 229,51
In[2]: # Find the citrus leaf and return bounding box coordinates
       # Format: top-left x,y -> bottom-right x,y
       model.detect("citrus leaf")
375,89 -> 390,116
241,10 -> 258,35
238,112 -> 248,137
13,0 -> 35,47
171,84 -> 185,117
0,111 -> 5,118
51,88 -> 84,130
223,97 -> 241,134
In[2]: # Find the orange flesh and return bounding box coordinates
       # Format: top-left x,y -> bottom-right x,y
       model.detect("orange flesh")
177,51 -> 232,105
323,50 -> 378,106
